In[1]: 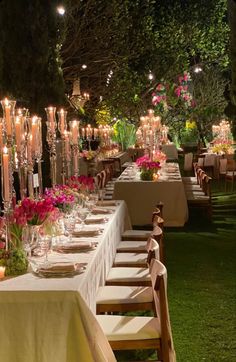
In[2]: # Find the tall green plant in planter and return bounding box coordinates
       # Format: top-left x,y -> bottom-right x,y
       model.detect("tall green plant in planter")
112,120 -> 136,150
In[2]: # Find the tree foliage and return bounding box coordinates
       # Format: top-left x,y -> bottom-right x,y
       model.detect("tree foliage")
0,0 -> 66,114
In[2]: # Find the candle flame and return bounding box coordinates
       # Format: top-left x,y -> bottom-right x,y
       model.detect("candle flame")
4,98 -> 9,106
3,146 -> 8,154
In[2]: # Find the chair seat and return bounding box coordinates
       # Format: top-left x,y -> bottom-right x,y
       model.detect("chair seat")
116,241 -> 147,253
113,252 -> 148,267
96,286 -> 153,305
105,186 -> 114,192
182,176 -> 197,184
106,267 -> 150,285
96,315 -> 160,341
184,184 -> 202,191
187,194 -> 210,201
122,229 -> 152,241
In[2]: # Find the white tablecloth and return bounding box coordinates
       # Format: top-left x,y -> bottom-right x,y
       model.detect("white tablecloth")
161,143 -> 178,160
0,201 -> 131,362
113,164 -> 188,227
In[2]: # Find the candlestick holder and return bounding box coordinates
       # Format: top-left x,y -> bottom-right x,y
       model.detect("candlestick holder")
45,107 -> 57,187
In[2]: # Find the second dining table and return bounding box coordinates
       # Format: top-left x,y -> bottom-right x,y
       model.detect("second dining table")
113,163 -> 189,227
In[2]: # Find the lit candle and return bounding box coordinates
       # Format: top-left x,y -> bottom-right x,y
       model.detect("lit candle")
48,107 -> 55,132
82,128 -> 85,138
94,128 -> 98,138
59,109 -> 65,133
27,135 -> 32,163
4,98 -> 12,136
15,116 -> 22,151
2,146 -> 10,202
0,266 -> 6,279
31,116 -> 38,153
64,131 -> 70,160
71,121 -> 78,144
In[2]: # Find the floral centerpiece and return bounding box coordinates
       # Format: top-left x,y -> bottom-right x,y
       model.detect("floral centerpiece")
0,197 -> 56,276
152,150 -> 167,165
67,175 -> 95,193
44,185 -> 76,214
136,155 -> 161,181
211,139 -> 234,155
81,149 -> 98,161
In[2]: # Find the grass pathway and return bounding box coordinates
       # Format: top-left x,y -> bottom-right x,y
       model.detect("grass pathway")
166,188 -> 236,361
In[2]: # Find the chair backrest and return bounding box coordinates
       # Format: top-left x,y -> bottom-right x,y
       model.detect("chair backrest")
152,213 -> 164,230
156,201 -> 164,217
219,158 -> 227,174
204,154 -> 215,167
146,238 -> 160,265
100,170 -> 107,188
202,174 -> 212,197
151,225 -> 164,262
150,259 -> 176,362
184,152 -> 193,171
227,158 -> 236,171
197,157 -> 204,167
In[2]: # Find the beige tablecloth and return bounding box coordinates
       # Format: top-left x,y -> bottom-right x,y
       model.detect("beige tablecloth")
0,201 -> 131,362
161,143 -> 178,160
113,164 -> 188,227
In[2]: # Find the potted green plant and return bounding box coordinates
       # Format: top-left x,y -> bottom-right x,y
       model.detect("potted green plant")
112,119 -> 136,151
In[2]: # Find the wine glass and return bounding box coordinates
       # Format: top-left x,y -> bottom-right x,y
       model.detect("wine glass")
38,235 -> 52,264
22,225 -> 41,259
63,216 -> 76,242
78,208 -> 89,229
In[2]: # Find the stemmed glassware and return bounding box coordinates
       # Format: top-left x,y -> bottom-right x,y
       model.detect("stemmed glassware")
77,207 -> 89,229
63,215 -> 76,242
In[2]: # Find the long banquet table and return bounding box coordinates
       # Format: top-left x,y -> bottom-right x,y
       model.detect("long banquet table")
0,201 -> 131,362
113,163 -> 189,227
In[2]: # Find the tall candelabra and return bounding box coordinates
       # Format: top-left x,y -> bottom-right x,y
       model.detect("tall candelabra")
0,98 -> 16,251
45,107 -> 57,187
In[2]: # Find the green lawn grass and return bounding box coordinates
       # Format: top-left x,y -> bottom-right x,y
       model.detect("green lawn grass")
116,181 -> 236,361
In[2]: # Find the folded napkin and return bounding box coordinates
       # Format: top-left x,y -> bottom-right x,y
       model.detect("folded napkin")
39,262 -> 76,273
72,229 -> 102,237
96,200 -> 117,207
56,242 -> 95,253
92,208 -> 113,215
85,217 -> 108,224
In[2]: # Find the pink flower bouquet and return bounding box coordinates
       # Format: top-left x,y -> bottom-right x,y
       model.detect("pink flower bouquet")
44,185 -> 76,213
67,175 -> 95,192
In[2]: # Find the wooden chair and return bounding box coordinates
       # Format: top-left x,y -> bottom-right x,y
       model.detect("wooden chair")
203,154 -> 215,174
96,240 -> 159,314
186,174 -> 212,219
183,152 -> 193,173
225,159 -> 236,192
96,259 -> 176,362
117,225 -> 163,255
182,162 -> 200,185
121,202 -> 164,241
105,239 -> 160,287
113,237 -> 160,268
